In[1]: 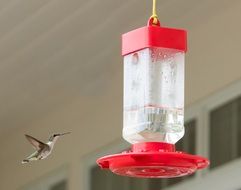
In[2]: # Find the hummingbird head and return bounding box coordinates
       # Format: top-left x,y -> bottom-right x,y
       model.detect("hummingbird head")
49,132 -> 71,142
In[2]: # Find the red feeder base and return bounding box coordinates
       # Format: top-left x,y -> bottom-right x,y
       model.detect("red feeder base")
97,142 -> 209,178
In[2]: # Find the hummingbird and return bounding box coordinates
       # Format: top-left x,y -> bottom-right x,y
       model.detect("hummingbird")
22,132 -> 70,164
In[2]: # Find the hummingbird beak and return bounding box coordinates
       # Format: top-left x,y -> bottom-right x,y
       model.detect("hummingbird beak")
58,132 -> 71,136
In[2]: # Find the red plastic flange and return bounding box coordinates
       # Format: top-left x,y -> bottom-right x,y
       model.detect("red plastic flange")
97,142 -> 209,178
122,23 -> 187,56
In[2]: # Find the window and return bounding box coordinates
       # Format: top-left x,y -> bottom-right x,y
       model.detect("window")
176,119 -> 196,154
210,96 -> 241,169
90,120 -> 197,190
145,119 -> 197,190
85,80 -> 241,190
90,159 -> 149,190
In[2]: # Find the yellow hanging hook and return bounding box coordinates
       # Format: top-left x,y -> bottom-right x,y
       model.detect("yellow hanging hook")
150,0 -> 159,25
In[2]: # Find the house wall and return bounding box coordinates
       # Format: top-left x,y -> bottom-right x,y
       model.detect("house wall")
0,1 -> 241,190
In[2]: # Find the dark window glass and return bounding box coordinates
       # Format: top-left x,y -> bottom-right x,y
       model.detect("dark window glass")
91,166 -> 113,190
50,180 -> 67,190
91,165 -> 150,190
91,165 -> 132,190
176,119 -> 196,154
210,97 -> 241,169
237,97 -> 241,157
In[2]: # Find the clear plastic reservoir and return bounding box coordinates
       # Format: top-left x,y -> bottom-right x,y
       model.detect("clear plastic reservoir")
123,47 -> 185,144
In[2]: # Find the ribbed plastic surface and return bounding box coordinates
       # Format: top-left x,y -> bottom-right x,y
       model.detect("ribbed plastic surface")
97,142 -> 209,178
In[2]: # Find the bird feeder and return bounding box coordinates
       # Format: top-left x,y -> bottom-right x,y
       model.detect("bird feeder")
97,4 -> 209,178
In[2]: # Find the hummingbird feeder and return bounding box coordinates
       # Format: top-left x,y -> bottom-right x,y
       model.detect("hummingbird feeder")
97,0 -> 209,178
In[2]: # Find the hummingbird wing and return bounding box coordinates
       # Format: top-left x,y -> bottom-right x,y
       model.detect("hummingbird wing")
25,134 -> 48,151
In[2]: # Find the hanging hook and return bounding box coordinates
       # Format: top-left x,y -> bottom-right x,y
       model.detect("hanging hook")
149,0 -> 160,26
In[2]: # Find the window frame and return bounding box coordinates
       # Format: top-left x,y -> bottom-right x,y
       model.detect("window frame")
83,113 -> 200,190
82,140 -> 130,190
168,80 -> 241,190
83,79 -> 241,190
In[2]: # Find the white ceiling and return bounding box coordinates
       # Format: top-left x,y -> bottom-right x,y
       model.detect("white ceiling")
0,0 -> 237,130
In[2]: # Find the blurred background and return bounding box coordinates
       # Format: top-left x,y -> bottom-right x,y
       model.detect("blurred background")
0,0 -> 241,189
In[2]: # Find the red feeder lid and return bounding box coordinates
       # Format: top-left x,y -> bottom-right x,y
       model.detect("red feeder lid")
122,19 -> 187,56
97,142 -> 209,178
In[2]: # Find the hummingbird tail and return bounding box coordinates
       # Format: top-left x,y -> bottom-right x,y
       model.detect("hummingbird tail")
22,159 -> 29,164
